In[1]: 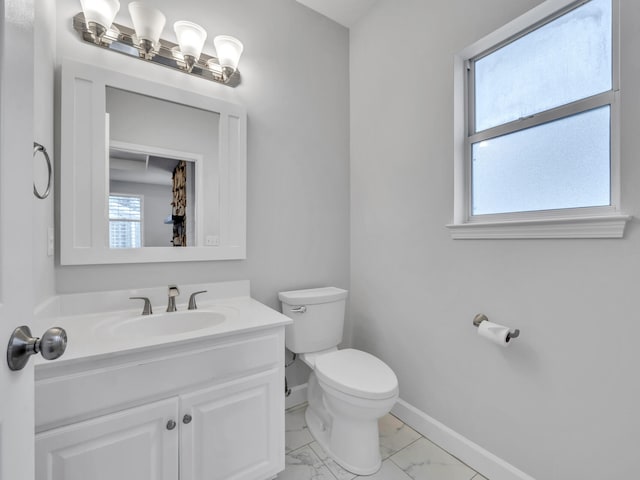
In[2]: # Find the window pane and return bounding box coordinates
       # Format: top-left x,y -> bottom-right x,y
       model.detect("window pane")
475,0 -> 611,132
109,221 -> 141,248
109,195 -> 141,221
471,106 -> 610,215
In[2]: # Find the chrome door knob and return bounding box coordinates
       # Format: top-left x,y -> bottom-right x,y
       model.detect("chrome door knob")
39,327 -> 67,361
6,326 -> 68,371
183,414 -> 192,424
166,420 -> 177,430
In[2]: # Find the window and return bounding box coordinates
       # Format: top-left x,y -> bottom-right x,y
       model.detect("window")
449,0 -> 629,239
109,194 -> 143,248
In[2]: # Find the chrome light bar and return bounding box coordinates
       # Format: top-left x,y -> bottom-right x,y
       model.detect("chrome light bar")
72,12 -> 241,87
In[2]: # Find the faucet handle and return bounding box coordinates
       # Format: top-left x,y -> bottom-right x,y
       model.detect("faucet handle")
188,290 -> 208,310
168,284 -> 180,297
130,297 -> 153,315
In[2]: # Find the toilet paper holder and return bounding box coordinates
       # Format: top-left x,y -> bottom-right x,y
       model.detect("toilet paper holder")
473,314 -> 520,340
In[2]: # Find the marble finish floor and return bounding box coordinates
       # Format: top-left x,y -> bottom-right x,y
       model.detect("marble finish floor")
279,404 -> 487,480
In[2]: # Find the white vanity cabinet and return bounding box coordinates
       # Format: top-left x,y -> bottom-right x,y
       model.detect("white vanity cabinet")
180,369 -> 280,480
35,398 -> 180,480
35,327 -> 285,480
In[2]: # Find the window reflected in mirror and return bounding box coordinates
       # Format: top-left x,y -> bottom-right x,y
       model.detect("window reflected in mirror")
109,194 -> 142,248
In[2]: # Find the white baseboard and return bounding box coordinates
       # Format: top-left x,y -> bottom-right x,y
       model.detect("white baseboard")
391,399 -> 535,480
285,383 -> 308,410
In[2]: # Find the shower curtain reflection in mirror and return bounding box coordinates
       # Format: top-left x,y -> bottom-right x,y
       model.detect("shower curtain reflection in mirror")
171,160 -> 187,247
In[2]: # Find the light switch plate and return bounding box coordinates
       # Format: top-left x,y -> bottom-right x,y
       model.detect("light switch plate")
47,227 -> 54,256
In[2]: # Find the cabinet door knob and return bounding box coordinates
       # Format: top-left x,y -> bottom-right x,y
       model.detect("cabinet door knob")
183,414 -> 192,424
166,419 -> 176,430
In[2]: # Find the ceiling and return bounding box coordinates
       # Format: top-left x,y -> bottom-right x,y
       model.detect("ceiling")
295,0 -> 378,28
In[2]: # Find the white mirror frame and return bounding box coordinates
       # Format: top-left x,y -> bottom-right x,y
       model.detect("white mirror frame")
60,59 -> 247,265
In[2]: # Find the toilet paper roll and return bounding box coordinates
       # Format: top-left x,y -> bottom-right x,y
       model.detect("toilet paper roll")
477,320 -> 512,347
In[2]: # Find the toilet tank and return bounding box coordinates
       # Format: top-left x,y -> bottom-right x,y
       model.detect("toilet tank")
278,287 -> 348,354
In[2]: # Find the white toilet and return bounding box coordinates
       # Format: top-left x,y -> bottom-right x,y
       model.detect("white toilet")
279,287 -> 398,475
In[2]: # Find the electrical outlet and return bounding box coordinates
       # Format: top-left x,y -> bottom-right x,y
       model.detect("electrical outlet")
205,235 -> 219,246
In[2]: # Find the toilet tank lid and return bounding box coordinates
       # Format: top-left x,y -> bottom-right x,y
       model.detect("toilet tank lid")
278,287 -> 348,305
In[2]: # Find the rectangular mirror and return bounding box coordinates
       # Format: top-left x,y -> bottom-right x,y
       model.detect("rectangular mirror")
59,60 -> 246,264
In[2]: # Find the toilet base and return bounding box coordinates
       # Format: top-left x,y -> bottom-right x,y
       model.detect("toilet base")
305,405 -> 382,476
303,372 -> 394,476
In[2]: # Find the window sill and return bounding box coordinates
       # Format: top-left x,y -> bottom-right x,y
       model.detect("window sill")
446,213 -> 632,239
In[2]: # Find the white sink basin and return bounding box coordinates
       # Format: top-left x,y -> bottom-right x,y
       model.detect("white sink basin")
100,309 -> 233,339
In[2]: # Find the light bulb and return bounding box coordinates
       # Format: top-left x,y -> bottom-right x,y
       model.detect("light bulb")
128,2 -> 166,58
80,0 -> 120,41
214,35 -> 243,78
174,20 -> 207,72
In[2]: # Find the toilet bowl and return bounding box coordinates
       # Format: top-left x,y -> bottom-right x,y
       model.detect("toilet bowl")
304,348 -> 398,475
279,288 -> 399,475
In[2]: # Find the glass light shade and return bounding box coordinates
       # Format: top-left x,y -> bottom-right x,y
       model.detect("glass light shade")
80,0 -> 120,29
128,2 -> 166,44
213,35 -> 244,72
173,20 -> 207,60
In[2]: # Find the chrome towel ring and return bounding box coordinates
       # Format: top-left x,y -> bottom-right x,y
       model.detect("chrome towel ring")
33,142 -> 52,199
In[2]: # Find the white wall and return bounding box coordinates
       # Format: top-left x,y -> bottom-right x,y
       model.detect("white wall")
47,0 -> 350,322
351,0 -> 640,478
33,0 -> 57,305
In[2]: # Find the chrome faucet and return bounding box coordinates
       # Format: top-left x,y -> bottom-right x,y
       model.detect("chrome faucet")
130,296 -> 153,315
167,285 -> 180,312
188,290 -> 207,310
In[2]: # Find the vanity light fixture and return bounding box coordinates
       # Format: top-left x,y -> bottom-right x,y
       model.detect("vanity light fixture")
73,1 -> 243,86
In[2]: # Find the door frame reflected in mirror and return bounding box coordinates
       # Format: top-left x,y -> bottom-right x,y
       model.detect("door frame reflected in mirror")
108,139 -> 203,249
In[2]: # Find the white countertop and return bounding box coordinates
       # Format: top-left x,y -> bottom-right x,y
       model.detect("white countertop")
33,281 -> 291,369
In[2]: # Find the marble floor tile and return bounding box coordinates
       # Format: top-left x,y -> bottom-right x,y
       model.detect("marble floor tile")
285,405 -> 313,453
390,437 -> 476,480
379,414 -> 422,459
356,459 -> 415,480
277,445 -> 338,480
309,441 -> 356,480
282,405 -> 485,480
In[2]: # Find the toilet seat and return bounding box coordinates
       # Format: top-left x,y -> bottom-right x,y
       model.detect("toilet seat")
314,349 -> 398,400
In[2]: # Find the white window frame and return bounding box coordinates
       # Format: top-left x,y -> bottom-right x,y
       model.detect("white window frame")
448,0 -> 630,239
109,193 -> 144,248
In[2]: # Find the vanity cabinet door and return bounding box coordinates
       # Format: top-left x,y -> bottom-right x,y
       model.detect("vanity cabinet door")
35,398 -> 179,480
179,368 -> 284,480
